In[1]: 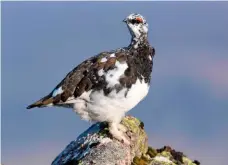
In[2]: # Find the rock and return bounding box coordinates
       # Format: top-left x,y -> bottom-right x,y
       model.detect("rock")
52,116 -> 200,165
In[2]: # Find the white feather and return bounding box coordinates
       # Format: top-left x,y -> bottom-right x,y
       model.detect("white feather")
98,69 -> 104,76
73,79 -> 149,123
110,53 -> 115,57
100,57 -> 107,62
52,86 -> 63,97
105,61 -> 128,88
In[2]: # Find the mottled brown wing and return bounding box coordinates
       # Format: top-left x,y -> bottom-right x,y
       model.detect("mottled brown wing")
26,57 -> 94,109
27,50 -> 129,109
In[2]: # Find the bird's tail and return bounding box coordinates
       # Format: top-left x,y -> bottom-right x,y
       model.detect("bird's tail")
27,94 -> 54,109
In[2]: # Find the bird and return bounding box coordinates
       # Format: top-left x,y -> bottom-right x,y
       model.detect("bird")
27,13 -> 155,145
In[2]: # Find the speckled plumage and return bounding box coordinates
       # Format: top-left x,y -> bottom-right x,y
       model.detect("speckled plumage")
27,13 -> 155,144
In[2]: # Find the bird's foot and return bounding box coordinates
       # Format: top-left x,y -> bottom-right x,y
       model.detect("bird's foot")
109,122 -> 130,145
121,135 -> 130,145
118,123 -> 128,133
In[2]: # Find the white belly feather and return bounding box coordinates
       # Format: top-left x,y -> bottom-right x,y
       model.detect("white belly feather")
73,79 -> 149,123
90,79 -> 149,121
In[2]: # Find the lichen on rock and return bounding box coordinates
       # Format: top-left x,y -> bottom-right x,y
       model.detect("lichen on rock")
52,116 -> 148,165
132,146 -> 200,165
52,116 -> 200,165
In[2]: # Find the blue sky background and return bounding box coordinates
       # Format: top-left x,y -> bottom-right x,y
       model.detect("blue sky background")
2,2 -> 228,165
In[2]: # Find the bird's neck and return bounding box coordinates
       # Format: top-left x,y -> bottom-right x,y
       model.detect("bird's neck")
129,34 -> 148,49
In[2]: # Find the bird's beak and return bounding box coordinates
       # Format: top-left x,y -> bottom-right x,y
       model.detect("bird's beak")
123,19 -> 127,23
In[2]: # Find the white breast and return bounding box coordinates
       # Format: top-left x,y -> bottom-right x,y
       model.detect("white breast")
82,79 -> 149,123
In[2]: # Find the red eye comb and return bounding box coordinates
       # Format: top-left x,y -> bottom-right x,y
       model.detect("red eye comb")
135,17 -> 143,23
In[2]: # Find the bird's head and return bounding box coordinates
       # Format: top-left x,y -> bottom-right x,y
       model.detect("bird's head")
123,13 -> 148,39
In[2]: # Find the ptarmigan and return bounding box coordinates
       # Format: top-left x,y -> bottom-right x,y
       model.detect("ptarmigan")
27,13 -> 155,145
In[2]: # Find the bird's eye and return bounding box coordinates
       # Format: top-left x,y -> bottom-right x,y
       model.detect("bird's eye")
131,19 -> 137,24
